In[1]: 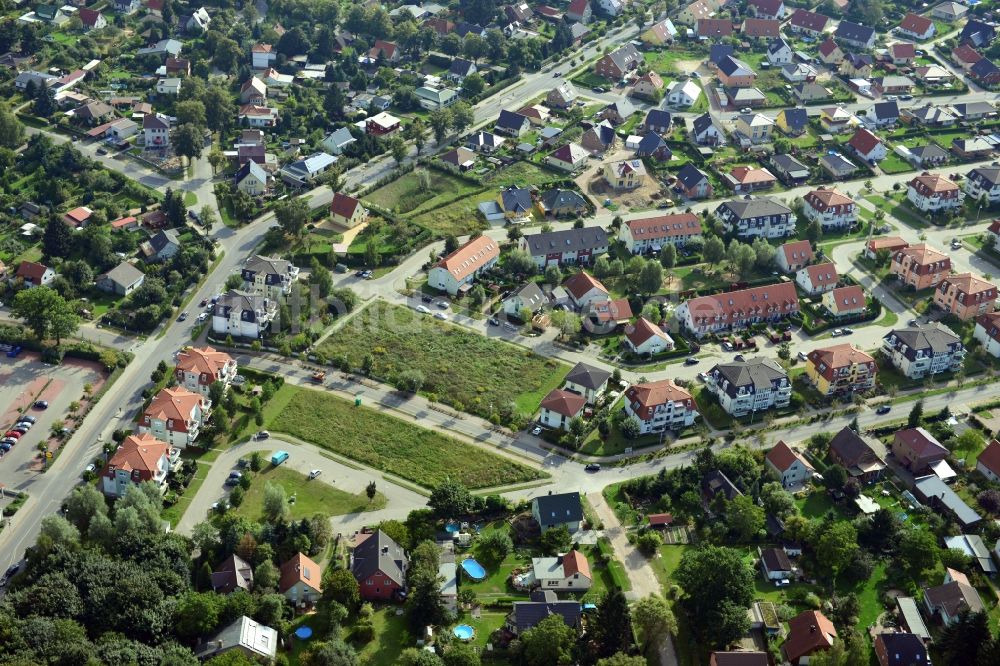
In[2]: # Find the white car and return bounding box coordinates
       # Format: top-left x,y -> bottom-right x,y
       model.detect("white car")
196,312 -> 208,323
308,469 -> 322,479
531,426 -> 542,435
831,329 -> 843,337
434,312 -> 448,321
416,305 -> 431,314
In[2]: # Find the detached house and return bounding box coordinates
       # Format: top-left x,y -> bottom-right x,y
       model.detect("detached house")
881,323 -> 965,379
101,432 -> 173,498
241,255 -> 299,298
564,362 -> 611,405
140,386 -> 208,448
976,438 -> 1000,483
934,273 -> 998,320
818,38 -> 844,65
717,56 -> 756,87
691,113 -> 725,146
546,142 -> 588,172
351,530 -> 407,602
673,164 -> 713,200
78,8 -> 107,30
893,427 -> 949,473
175,346 -> 237,398
835,21 -> 876,49
848,128 -> 887,163
749,0 -> 785,19
212,290 -> 276,339
828,426 -> 886,482
806,344 -> 876,396
803,187 -> 857,229
788,9 -> 829,37
603,159 -> 646,191
143,113 -> 170,149
898,13 -> 935,40
563,271 -> 609,308
723,166 -> 776,193
531,492 -> 583,533
974,311 -> 1000,359
531,551 -> 592,591
823,285 -> 867,318
539,389 -> 587,430
623,380 -> 698,433
211,555 -> 254,595
624,317 -> 674,356
795,262 -> 838,295
923,571 -> 985,626
429,235 -> 500,296
14,261 -> 54,288
96,261 -> 145,296
776,240 -> 814,273
783,611 -> 837,665
495,110 -> 531,137
280,553 -> 323,606
666,80 -> 701,107
766,440 -> 813,488
594,44 -> 641,80
329,192 -> 367,229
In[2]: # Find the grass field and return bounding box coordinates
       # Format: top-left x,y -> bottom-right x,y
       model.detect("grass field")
879,153 -> 914,175
268,386 -> 545,489
234,466 -> 386,521
363,168 -> 488,236
316,302 -> 570,421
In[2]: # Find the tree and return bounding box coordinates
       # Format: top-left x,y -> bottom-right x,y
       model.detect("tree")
823,464 -> 848,491
274,198 -> 310,239
461,72 -> 485,97
816,522 -> 859,582
428,108 -> 452,144
366,481 -> 377,502
897,529 -> 938,580
428,480 -> 474,518
322,568 -> 361,610
635,531 -> 663,556
175,100 -> 206,128
725,494 -> 764,542
174,592 -> 223,639
540,525 -> 571,555
12,286 -> 75,342
760,482 -> 796,519
660,243 -> 677,271
977,489 -> 1000,514
632,594 -> 676,650
544,264 -> 562,286
751,237 -> 776,268
804,218 -> 823,243
451,102 -> 474,135
207,148 -> 226,174
638,260 -> 664,294
478,529 -> 513,561
443,642 -> 480,666
518,614 -> 575,666
0,104 -> 25,149
597,656 -> 646,666
262,482 -> 289,522
403,118 -> 427,154
173,123 -> 204,160
908,400 -> 923,428
43,217 -> 73,258
621,416 -> 641,439
550,310 -> 581,339
389,136 -> 407,166
937,611 -> 992,666
593,590 -> 632,657
301,639 -> 359,666
254,560 -> 279,591
399,649 -> 446,666
702,235 -> 725,269
675,545 -> 754,647
64,484 -> 107,534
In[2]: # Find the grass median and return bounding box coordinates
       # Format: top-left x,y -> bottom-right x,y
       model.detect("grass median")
268,385 -> 546,489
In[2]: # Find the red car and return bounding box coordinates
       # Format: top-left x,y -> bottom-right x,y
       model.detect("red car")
4,431 -> 22,439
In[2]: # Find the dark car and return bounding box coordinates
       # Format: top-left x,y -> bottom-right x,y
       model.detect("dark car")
199,298 -> 208,307
421,295 -> 433,303
876,405 -> 891,415
225,472 -> 242,486
18,416 -> 36,424
33,401 -> 48,410
178,311 -> 189,322
585,463 -> 601,472
0,563 -> 20,586
0,442 -> 12,451
355,270 -> 366,278
684,357 -> 698,366
489,317 -> 500,326
734,354 -> 745,362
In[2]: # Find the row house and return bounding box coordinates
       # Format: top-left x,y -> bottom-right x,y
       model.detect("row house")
675,282 -> 800,337
429,235 -> 500,296
795,262 -> 838,295
881,323 -> 965,379
623,380 -> 698,434
933,273 -> 998,320
805,344 -> 876,396
890,243 -> 951,290
714,197 -> 794,239
618,213 -> 702,254
706,357 -> 791,417
520,227 -> 609,268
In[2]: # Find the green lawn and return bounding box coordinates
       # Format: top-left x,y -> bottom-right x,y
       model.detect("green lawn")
650,544 -> 690,589
355,608 -> 412,666
233,466 -> 386,521
162,461 -> 208,526
364,168 -> 485,220
268,386 -> 545,489
879,153 -> 914,175
316,302 -> 570,422
795,490 -> 845,520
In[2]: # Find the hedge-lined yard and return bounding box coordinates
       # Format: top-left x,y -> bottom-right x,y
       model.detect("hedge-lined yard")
268,386 -> 546,489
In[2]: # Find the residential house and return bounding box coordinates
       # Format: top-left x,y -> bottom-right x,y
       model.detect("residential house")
594,44 -> 642,80
140,229 -> 181,263
279,152 -> 337,187
643,109 -> 673,135
677,0 -> 713,25
321,127 -> 356,155
155,78 -> 181,96
538,389 -> 587,430
889,42 -> 916,65
691,113 -> 726,146
535,189 -> 588,218
714,197 -> 794,238
175,346 -> 236,398
447,58 -> 477,83
365,112 -> 400,136
881,323 -> 965,378
581,121 -> 618,154
635,133 -> 673,161
329,192 -> 367,229
467,131 -> 505,153
194,616 -> 276,662
12,260 -> 54,288
586,297 -> 633,328
835,21 -> 876,49
934,273 -> 998,320
788,9 -> 830,37
724,166 -> 777,193
251,43 -> 276,70
140,386 -> 207,448
440,146 -> 476,171
776,240 -> 814,273
546,82 -> 578,109
62,206 -> 93,227
932,1 -> 967,21
623,379 -> 698,433
744,18 -> 780,39
840,52 -> 873,78
564,362 -> 611,405
782,62 -> 818,82
211,555 -> 253,595
624,317 -> 674,356
806,344 -> 876,396
924,572 -> 986,625
238,105 -> 278,128
521,228 -> 608,268
915,64 -> 954,84
951,101 -> 997,121
945,535 -> 997,575
676,281 -> 800,337
783,611 -> 837,665
914,477 -> 981,527
953,44 -> 983,70
973,310 -> 1000,360
820,106 -> 861,133
803,187 -> 858,229
969,57 -> 1000,86
711,653 -> 769,666
619,213 -> 702,253
673,164 -> 714,200
429,235 -> 499,296
898,13 -> 935,40
725,89 -> 766,110
709,44 -> 736,69
563,271 -> 609,308
697,18 -> 734,39
546,142 -> 588,171
495,186 -> 532,222
796,262 -> 838,295
890,243 -> 951,289
78,8 -> 107,31
531,551 -> 592,591
873,633 -> 928,666
717,56 -> 756,87
911,143 -> 951,167
641,19 -> 677,45
114,0 -> 141,13
96,261 -> 145,296
748,0 -> 785,19
142,113 -> 169,149
631,72 -> 664,101
819,152 -> 857,179
952,137 -> 995,160
975,438 -> 1000,482
234,161 -> 269,197
666,80 -> 701,108
164,57 -> 191,77
828,426 -> 886,482
893,427 -> 949,473
776,108 -> 808,135
703,469 -> 743,501
848,128 -> 887,163
603,159 -> 646,191
868,101 -> 900,128
597,0 -> 623,16
566,0 -> 592,23
599,100 -> 637,126
239,77 -> 266,105
760,547 -> 793,580
241,255 -> 298,299
531,492 -> 583,533
100,432 -> 172,498
770,154 -> 811,185
818,38 -> 844,65
707,357 -> 792,417
211,290 -> 277,339
823,285 -> 867,318
904,105 -> 960,127
495,110 -> 531,137
507,590 -> 581,636
502,282 -> 546,318
280,552 -> 323,605
766,440 -> 813,488
517,105 -> 551,127
733,113 -> 774,144
415,85 -> 457,111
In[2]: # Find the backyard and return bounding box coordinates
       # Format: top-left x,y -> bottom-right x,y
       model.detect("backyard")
316,302 -> 570,422
267,384 -> 546,489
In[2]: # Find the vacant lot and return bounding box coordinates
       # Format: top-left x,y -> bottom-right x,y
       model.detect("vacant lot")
234,466 -> 386,521
317,302 -> 569,421
363,168 -> 488,236
269,386 -> 545,489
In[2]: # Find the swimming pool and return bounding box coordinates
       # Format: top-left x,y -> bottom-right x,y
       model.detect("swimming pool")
461,558 -> 487,580
444,522 -> 460,534
453,624 -> 475,641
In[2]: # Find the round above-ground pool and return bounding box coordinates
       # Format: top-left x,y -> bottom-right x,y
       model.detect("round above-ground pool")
453,624 -> 475,641
461,557 -> 487,581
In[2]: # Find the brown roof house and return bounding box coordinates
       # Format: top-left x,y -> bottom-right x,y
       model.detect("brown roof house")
538,389 -> 587,431
923,570 -> 984,626
329,192 -> 368,229
977,439 -> 1000,483
828,426 -> 886,482
212,554 -> 254,594
892,427 -> 949,473
279,552 -> 322,606
782,610 -> 837,664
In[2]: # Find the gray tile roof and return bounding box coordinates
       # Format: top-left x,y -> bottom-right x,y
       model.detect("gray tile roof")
532,491 -> 582,524
711,357 -> 788,397
565,362 -> 611,390
716,197 -> 793,220
351,529 -> 408,587
914,475 -> 981,525
522,227 -> 608,257
884,323 -> 961,355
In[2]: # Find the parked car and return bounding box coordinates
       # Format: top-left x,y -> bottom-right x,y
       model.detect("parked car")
1,563 -> 21,586
489,317 -> 500,326
842,327 -> 854,335
531,426 -> 543,435
225,472 -> 242,486
0,442 -> 12,452
831,329 -> 843,337
435,301 -> 449,309
722,341 -> 734,351
585,464 -> 601,472
434,312 -> 449,321
908,319 -> 918,326
253,430 -> 270,440
18,416 -> 36,424
197,312 -> 209,323
178,311 -> 189,322
797,351 -> 808,361
421,295 -> 433,303
33,401 -> 48,410
199,298 -> 208,307
308,469 -> 322,479
734,354 -> 745,362
684,357 -> 698,366
416,305 -> 431,314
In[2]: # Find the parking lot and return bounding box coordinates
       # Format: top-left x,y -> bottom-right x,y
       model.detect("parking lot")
0,353 -> 105,492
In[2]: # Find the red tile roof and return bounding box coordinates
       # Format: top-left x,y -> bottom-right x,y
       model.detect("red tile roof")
590,298 -> 633,323
624,213 -> 702,241
176,346 -> 233,382
624,379 -> 694,421
742,18 -> 780,37
804,187 -> 853,211
102,432 -> 169,481
766,440 -> 809,473
779,240 -> 814,265
16,261 -> 50,282
435,235 -> 500,283
975,311 -> 1000,344
540,389 -> 587,418
900,12 -> 934,35
683,282 -> 800,327
728,166 -> 776,185
827,285 -> 865,313
909,172 -> 959,195
697,18 -> 734,37
625,317 -> 670,348
330,192 -> 362,219
867,236 -> 908,253
848,128 -> 883,155
891,42 -> 917,59
647,512 -> 674,526
789,9 -> 829,32
807,343 -> 874,381
783,610 -> 837,663
978,439 -> 1000,477
279,552 -> 322,594
938,272 -> 997,298
802,262 -> 838,288
562,550 -> 591,579
953,44 -> 983,65
895,427 -> 948,458
818,38 -> 840,57
78,8 -> 103,27
143,387 -> 204,429
563,271 -> 609,301
894,243 -> 949,267
63,206 -> 93,226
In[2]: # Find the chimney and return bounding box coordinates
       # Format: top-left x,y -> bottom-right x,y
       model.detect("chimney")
382,546 -> 389,555
810,625 -> 816,633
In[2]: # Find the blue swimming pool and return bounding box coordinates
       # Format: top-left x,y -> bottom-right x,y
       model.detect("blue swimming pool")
444,522 -> 460,534
461,558 -> 487,580
453,624 -> 475,641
